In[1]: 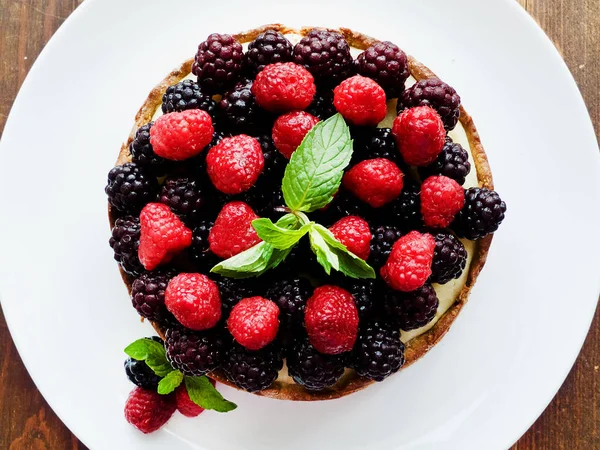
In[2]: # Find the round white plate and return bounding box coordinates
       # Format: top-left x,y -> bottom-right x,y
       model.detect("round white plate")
1,0 -> 599,449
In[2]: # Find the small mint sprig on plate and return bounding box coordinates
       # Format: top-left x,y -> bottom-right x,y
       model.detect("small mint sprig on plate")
210,113 -> 375,279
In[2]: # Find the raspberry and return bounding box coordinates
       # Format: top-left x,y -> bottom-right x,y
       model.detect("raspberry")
189,220 -> 217,272
351,127 -> 404,167
272,111 -> 320,159
192,33 -> 244,94
368,225 -> 402,268
306,90 -> 336,120
343,278 -> 377,318
329,216 -> 372,260
209,201 -> 261,258
398,78 -> 461,130
138,203 -> 193,271
383,284 -> 439,330
161,79 -> 217,117
265,277 -> 311,346
150,110 -> 214,161
124,387 -> 176,434
430,232 -> 467,284
130,123 -> 170,176
109,216 -> 144,276
165,326 -> 227,376
293,29 -> 354,86
223,342 -> 283,392
227,297 -> 279,350
124,357 -> 162,390
419,139 -> 471,185
333,75 -> 387,126
106,163 -> 158,214
159,177 -> 206,224
165,273 -> 221,330
452,188 -> 507,240
389,177 -> 423,231
244,30 -> 293,76
343,158 -> 404,208
252,62 -> 316,113
220,79 -> 272,133
355,41 -> 409,97
131,269 -> 177,323
286,338 -> 345,391
392,106 -> 445,166
206,135 -> 264,194
215,277 -> 260,315
304,285 -> 359,355
175,384 -> 207,417
351,321 -> 404,381
380,231 -> 435,292
420,175 -> 465,228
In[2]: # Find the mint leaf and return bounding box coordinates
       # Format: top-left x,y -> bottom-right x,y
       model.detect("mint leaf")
157,370 -> 183,395
308,226 -> 339,275
185,376 -> 237,412
124,338 -> 173,377
210,241 -> 273,278
282,114 -> 353,212
252,217 -> 309,250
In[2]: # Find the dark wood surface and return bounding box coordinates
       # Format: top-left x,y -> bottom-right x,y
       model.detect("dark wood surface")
0,1 -> 598,448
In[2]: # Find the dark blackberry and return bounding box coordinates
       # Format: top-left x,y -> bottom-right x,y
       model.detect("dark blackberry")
242,187 -> 285,220
189,220 -> 217,272
109,216 -> 145,277
161,80 -> 218,120
352,321 -> 404,381
351,127 -> 404,167
266,277 -> 311,346
244,29 -> 293,76
220,79 -> 272,133
369,225 -> 402,268
306,90 -> 336,120
419,140 -> 471,185
215,277 -> 260,316
287,339 -> 345,391
430,232 -> 467,284
344,278 -> 377,318
105,162 -> 158,214
159,177 -> 206,224
452,188 -> 506,240
280,239 -> 323,279
223,343 -> 283,392
131,269 -> 177,323
382,284 -> 439,331
255,133 -> 286,184
192,33 -> 244,94
293,29 -> 354,86
398,78 -> 461,130
124,357 -> 162,389
129,123 -> 170,176
356,41 -> 409,97
164,327 -> 227,376
389,178 -> 423,231
323,190 -> 365,225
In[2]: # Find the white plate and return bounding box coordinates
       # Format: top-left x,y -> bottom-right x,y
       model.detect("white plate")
1,0 -> 599,449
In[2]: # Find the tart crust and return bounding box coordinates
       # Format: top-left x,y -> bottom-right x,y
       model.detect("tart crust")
109,24 -> 494,401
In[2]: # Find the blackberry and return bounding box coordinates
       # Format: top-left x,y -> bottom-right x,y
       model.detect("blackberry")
344,278 -> 377,318
287,339 -> 345,391
242,187 -> 285,220
131,269 -> 177,323
369,225 -> 402,268
105,163 -> 158,214
189,220 -> 217,272
222,343 -> 283,392
280,239 -> 323,279
306,90 -> 336,120
129,122 -> 170,175
215,277 -> 260,315
244,29 -> 293,76
124,357 -> 162,390
165,327 -> 227,376
109,216 -> 145,276
398,78 -> 461,130
389,178 -> 423,231
452,188 -> 506,240
351,127 -> 404,167
351,321 -> 404,381
419,139 -> 471,185
161,80 -> 218,120
159,177 -> 206,224
266,277 -> 311,346
430,232 -> 467,284
293,29 -> 354,86
323,190 -> 365,225
192,33 -> 244,94
356,41 -> 409,97
255,133 -> 286,184
382,284 -> 439,331
220,79 -> 272,133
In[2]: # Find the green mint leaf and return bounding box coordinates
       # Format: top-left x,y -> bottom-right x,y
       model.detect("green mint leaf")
252,217 -> 309,250
185,376 -> 237,412
157,370 -> 183,395
308,226 -> 339,275
124,338 -> 173,377
282,114 -> 353,212
210,241 -> 274,278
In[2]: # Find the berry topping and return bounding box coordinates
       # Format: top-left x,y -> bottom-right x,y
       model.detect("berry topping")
252,62 -> 316,113
306,89 -> 336,120
175,383 -> 209,417
165,326 -> 227,376
398,78 -> 461,130
430,232 -> 467,284
380,231 -> 435,292
329,216 -> 372,260
343,158 -> 404,208
419,139 -> 471,185
227,296 -> 280,350
223,343 -> 283,392
351,321 -> 405,381
161,79 -> 217,116
159,176 -> 206,224
244,30 -> 293,76
124,356 -> 162,390
272,111 -> 320,159
189,220 -> 217,272
165,273 -> 222,331
209,201 -> 261,258
216,277 -> 260,315
452,188 -> 507,240
286,338 -> 345,391
333,75 -> 387,126
351,127 -> 403,167
130,123 -> 170,175
383,284 -> 439,331
124,387 -> 176,434
150,110 -> 214,161
389,177 -> 423,231
420,175 -> 465,228
206,135 -> 264,194
343,278 -> 377,318
265,277 -> 311,339
131,269 -> 177,323
392,106 -> 445,166
110,216 -> 145,277
192,33 -> 243,94
355,41 -> 409,97
304,285 -> 359,355
369,225 -> 402,268
220,79 -> 271,133
106,163 -> 158,214
254,133 -> 286,183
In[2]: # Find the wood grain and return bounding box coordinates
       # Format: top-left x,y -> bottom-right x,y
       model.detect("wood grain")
0,1 -> 598,449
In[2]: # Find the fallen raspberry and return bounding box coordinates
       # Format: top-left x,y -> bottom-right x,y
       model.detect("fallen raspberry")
342,158 -> 404,208
333,75 -> 387,126
124,387 -> 176,434
421,175 -> 465,228
209,201 -> 261,258
272,111 -> 320,159
392,106 -> 445,166
174,382 -> 213,417
227,296 -> 280,350
252,62 -> 316,113
165,273 -> 221,330
329,216 -> 372,260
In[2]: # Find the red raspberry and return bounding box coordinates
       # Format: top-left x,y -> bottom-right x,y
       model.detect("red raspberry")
272,111 -> 320,159
206,135 -> 264,194
227,296 -> 280,350
209,201 -> 261,258
124,387 -> 176,434
304,285 -> 359,355
150,109 -> 214,161
165,273 -> 221,330
175,381 -> 213,417
329,216 -> 372,260
252,62 -> 316,113
139,203 -> 192,271
380,231 -> 435,292
420,175 -> 465,228
333,75 -> 387,126
392,106 -> 445,166
342,158 -> 404,208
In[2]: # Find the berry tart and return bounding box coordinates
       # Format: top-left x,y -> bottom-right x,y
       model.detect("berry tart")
107,24 -> 507,408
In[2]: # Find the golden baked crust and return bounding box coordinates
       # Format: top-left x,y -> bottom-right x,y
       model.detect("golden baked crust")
109,24 -> 494,401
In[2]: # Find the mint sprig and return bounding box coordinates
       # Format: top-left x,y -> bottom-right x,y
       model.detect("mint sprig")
157,369 -> 184,394
124,338 -> 173,377
185,376 -> 237,413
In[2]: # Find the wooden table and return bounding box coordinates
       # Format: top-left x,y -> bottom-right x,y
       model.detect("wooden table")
0,1 -> 598,448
